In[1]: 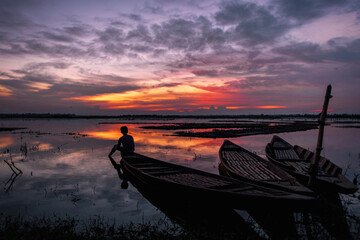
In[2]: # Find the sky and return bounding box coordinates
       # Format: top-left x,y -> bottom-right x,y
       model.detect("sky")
0,0 -> 360,115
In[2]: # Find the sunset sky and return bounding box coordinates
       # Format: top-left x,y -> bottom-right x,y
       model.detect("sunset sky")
1,0 -> 359,114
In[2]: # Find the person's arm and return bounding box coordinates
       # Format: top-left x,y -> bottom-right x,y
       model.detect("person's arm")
131,136 -> 135,152
117,137 -> 123,149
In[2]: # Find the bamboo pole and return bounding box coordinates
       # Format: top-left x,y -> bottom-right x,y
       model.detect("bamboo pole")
308,85 -> 332,186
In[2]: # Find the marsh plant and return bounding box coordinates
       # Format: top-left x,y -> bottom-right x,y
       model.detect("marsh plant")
0,214 -> 192,240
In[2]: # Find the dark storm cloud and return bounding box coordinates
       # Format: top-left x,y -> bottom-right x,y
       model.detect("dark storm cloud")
46,82 -> 140,97
143,4 -> 164,14
215,2 -> 292,46
96,27 -> 125,42
151,16 -> 226,51
40,31 -> 75,43
123,14 -> 143,21
325,38 -> 360,63
0,8 -> 92,58
273,42 -> 322,62
152,18 -> 199,50
1,67 -> 140,99
21,62 -> 72,71
39,24 -> 92,43
129,44 -> 153,53
0,38 -> 91,58
63,25 -> 91,37
95,15 -> 226,56
166,54 -> 204,69
1,72 -> 56,93
110,20 -> 126,26
25,39 -> 89,57
273,38 -> 360,63
95,27 -> 128,55
90,73 -> 139,83
272,0 -> 350,22
0,9 -> 36,29
126,25 -> 152,42
192,69 -> 222,77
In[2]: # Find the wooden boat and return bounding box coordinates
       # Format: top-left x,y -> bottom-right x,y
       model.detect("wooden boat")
219,140 -> 314,196
265,135 -> 358,194
121,152 -> 316,211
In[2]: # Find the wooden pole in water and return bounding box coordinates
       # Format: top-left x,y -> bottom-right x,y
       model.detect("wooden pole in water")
308,85 -> 332,186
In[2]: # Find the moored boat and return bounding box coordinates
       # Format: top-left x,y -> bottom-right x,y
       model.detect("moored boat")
121,152 -> 316,211
265,135 -> 358,194
219,140 -> 314,196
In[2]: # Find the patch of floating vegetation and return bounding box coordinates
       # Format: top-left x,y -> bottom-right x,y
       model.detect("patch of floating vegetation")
173,123 -> 318,138
139,121 -> 318,138
0,127 -> 27,132
334,125 -> 360,129
63,132 -> 88,137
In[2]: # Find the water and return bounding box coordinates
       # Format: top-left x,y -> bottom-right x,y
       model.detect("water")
0,118 -> 359,227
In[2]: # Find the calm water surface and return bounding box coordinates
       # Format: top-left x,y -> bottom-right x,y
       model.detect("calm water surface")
1,118 -> 359,226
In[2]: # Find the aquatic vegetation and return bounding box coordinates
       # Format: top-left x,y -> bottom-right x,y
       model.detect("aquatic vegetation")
0,214 -> 193,240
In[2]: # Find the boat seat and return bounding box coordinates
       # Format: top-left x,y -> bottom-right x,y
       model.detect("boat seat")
138,166 -> 169,170
131,162 -> 159,167
149,170 -> 183,176
227,186 -> 255,192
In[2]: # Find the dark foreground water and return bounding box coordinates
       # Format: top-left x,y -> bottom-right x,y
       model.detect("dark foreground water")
0,118 -> 359,238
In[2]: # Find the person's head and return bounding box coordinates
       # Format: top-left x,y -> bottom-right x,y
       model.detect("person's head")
120,126 -> 128,135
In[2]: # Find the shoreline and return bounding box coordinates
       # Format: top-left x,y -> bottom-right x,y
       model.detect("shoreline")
1,113 -> 360,120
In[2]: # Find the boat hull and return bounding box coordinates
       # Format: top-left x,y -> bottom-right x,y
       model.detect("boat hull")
121,153 -> 317,211
265,135 -> 358,194
219,140 -> 314,196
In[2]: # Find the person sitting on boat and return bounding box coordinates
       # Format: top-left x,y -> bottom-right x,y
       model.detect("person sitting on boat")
108,126 -> 135,157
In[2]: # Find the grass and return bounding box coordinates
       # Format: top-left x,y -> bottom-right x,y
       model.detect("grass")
2,209 -> 360,240
0,214 -> 193,240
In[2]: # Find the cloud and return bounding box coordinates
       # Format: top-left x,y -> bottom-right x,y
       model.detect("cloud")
215,2 -> 292,46
273,38 -> 360,63
39,24 -> 92,43
22,62 -> 72,71
95,27 -> 127,55
272,0 -> 350,22
0,69 -> 143,114
126,24 -> 152,42
122,14 -> 143,22
1,0 -> 360,114
0,8 -> 36,29
40,31 -> 75,43
152,18 -> 200,50
191,69 -> 221,77
1,68 -> 140,98
67,84 -> 218,111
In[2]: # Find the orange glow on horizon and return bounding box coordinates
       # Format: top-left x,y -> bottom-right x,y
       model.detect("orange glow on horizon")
62,82 -> 292,112
257,105 -> 287,109
311,109 -> 334,112
226,106 -> 247,109
65,84 -> 215,111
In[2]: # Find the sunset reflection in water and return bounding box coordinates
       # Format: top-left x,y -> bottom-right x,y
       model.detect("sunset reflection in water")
0,119 -> 359,226
84,123 -> 225,171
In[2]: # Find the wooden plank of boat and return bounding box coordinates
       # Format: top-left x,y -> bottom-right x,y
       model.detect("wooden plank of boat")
265,135 -> 358,194
219,140 -> 314,196
121,152 -> 316,211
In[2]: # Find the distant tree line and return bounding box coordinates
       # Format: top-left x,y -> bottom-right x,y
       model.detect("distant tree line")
0,113 -> 359,119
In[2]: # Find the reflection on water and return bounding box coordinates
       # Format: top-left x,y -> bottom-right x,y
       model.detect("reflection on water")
0,118 -> 359,235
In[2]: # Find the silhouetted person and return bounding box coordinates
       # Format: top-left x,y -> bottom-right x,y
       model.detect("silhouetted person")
108,126 -> 135,157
